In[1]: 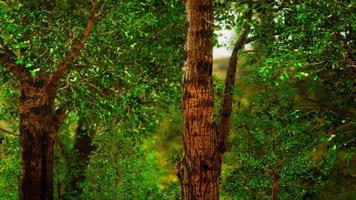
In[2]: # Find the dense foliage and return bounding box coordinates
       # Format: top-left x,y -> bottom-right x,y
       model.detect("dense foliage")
0,0 -> 184,199
220,0 -> 355,199
0,0 -> 355,200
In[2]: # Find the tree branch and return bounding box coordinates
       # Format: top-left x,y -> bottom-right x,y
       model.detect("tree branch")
0,127 -> 18,136
245,35 -> 258,44
293,82 -> 355,117
0,45 -> 29,79
217,0 -> 253,153
51,0 -> 97,86
304,96 -> 354,117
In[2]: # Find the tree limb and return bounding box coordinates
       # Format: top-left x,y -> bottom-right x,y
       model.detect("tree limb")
245,35 -> 258,44
0,45 -> 29,79
304,96 -> 355,117
0,127 -> 18,136
51,0 -> 98,86
293,82 -> 355,117
217,0 -> 253,153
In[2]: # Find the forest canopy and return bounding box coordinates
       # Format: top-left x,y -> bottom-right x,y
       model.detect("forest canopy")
0,0 -> 355,200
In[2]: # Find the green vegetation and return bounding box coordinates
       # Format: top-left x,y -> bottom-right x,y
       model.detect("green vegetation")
0,0 -> 355,199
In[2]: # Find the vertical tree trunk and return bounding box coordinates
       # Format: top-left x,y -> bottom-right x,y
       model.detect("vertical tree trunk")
19,76 -> 57,200
180,0 -> 220,199
0,3 -> 96,199
272,172 -> 278,200
179,1 -> 253,199
65,117 -> 95,197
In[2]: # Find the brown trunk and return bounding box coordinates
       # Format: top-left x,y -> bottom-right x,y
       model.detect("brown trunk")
66,117 -> 95,197
19,76 -> 58,200
218,0 -> 252,154
179,1 -> 253,199
0,2 -> 96,199
180,0 -> 220,199
218,27 -> 251,154
272,172 -> 278,200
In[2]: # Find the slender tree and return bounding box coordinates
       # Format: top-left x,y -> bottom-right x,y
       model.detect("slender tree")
65,114 -> 95,198
179,0 -> 252,199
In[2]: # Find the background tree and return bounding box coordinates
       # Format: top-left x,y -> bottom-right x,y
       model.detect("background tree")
222,79 -> 337,199
219,0 -> 355,199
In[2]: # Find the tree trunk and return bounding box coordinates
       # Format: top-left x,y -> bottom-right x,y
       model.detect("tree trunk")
272,172 -> 278,200
180,0 -> 220,199
65,116 -> 95,198
19,76 -> 58,200
0,3 -> 96,199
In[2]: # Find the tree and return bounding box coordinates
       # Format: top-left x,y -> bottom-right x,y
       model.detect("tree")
0,1 -> 98,198
179,0 -> 252,199
220,0 -> 355,199
0,1 -> 183,198
222,81 -> 336,199
63,112 -> 96,198
179,0 -> 217,198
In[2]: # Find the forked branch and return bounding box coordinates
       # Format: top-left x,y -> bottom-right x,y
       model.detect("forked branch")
51,0 -> 98,86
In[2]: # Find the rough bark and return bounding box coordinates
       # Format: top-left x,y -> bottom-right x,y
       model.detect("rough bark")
179,1 -> 253,199
19,75 -> 60,200
180,0 -> 220,199
10,1 -> 96,199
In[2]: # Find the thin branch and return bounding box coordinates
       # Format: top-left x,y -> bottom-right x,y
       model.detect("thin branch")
51,0 -> 98,86
245,35 -> 258,44
294,82 -> 355,117
0,42 -> 29,79
86,82 -> 105,96
303,96 -> 354,117
242,49 -> 257,53
217,0 -> 253,153
341,137 -> 356,146
0,127 -> 18,136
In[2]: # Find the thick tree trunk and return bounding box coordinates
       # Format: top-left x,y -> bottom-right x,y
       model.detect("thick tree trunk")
19,76 -> 57,200
180,0 -> 220,199
272,172 -> 278,200
179,1 -> 253,199
0,2 -> 96,199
